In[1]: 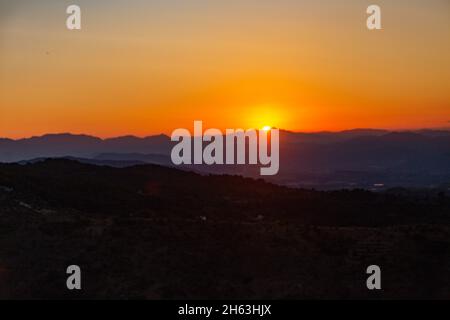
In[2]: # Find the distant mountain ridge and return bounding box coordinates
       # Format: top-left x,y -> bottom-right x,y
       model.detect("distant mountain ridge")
0,133 -> 171,162
1,129 -> 450,189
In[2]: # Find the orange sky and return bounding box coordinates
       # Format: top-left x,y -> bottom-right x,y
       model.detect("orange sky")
1,0 -> 449,138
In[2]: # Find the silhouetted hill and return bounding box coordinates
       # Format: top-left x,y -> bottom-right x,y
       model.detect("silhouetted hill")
1,159 -> 450,299
1,159 -> 449,224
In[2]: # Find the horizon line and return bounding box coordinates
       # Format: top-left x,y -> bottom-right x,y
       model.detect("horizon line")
2,126 -> 450,141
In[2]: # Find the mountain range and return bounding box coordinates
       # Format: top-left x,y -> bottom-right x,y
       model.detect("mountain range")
1,129 -> 450,189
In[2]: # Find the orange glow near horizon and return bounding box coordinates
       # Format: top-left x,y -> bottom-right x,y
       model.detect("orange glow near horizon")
0,1 -> 449,139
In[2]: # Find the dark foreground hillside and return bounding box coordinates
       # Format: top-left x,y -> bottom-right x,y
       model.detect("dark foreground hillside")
0,159 -> 450,299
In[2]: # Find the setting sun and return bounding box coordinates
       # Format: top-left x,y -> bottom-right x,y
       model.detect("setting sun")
243,104 -> 287,132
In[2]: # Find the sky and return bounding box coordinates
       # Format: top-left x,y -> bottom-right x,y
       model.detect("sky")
0,0 -> 449,138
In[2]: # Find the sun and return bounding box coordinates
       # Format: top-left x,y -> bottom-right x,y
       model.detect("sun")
245,103 -> 284,131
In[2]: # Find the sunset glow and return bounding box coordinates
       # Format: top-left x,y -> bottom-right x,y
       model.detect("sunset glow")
0,1 -> 449,139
